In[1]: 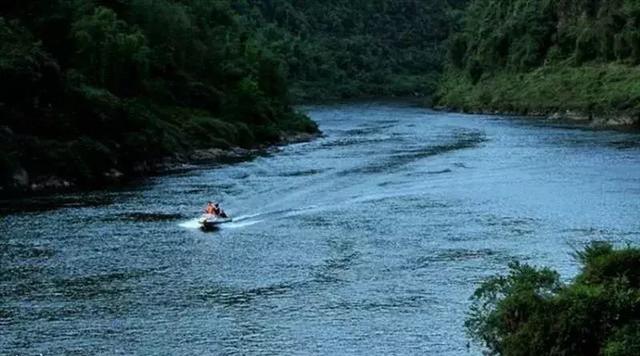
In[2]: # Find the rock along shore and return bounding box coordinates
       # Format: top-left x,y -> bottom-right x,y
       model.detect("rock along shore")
1,131 -> 321,198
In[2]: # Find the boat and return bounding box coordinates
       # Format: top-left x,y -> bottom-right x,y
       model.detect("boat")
198,214 -> 232,231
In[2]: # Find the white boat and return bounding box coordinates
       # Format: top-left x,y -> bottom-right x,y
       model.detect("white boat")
198,214 -> 232,230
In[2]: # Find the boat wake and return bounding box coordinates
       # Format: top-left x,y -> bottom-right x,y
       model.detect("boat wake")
178,213 -> 265,230
178,205 -> 323,231
223,219 -> 264,229
178,218 -> 201,229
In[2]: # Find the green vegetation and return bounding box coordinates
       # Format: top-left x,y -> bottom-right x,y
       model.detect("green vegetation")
437,0 -> 640,124
239,0 -> 467,101
11,0 -> 639,195
468,243 -> 640,356
438,63 -> 640,116
0,0 -> 471,195
0,0 -> 317,194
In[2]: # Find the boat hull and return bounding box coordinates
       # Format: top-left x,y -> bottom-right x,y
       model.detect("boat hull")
198,215 -> 232,231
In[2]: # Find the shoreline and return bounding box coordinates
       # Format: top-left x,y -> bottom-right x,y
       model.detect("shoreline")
0,131 -> 321,202
435,64 -> 640,132
433,105 -> 640,131
4,100 -> 638,203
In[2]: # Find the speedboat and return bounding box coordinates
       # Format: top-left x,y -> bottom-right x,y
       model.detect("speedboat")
198,214 -> 232,231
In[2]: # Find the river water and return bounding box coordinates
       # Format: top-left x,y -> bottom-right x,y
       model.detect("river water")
2,103 -> 640,355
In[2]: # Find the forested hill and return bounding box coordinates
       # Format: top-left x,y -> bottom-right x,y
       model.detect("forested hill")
436,0 -> 640,127
0,0 -> 318,195
237,0 -> 467,100
0,0 -> 468,196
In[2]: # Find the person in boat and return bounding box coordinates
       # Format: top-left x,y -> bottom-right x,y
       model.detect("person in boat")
215,203 -> 228,218
205,201 -> 219,216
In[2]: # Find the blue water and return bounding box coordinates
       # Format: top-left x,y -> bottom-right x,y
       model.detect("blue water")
2,103 -> 640,355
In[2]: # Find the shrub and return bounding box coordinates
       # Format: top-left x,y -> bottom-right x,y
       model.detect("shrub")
604,322 -> 640,356
468,243 -> 640,356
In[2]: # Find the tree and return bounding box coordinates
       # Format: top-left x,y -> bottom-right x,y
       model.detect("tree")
468,243 -> 640,356
71,6 -> 150,96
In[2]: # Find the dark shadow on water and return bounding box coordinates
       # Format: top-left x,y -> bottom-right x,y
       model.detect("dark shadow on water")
608,139 -> 640,150
112,212 -> 185,222
275,168 -> 330,178
338,130 -> 486,176
344,124 -> 396,136
427,169 -> 453,175
408,249 -> 497,270
0,193 -> 121,215
320,136 -> 399,149
323,293 -> 435,313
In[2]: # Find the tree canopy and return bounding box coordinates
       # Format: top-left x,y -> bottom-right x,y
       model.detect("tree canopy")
0,0 -> 318,193
436,0 -> 640,122
468,243 -> 640,356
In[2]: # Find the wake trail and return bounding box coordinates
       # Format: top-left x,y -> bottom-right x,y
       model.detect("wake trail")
178,204 -> 325,230
179,218 -> 201,229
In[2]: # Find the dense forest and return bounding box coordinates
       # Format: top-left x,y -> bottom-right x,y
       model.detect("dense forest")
0,0 -> 466,196
437,0 -> 640,126
0,0 -> 317,195
3,0 -> 640,191
468,243 -> 640,356
238,0 -> 466,100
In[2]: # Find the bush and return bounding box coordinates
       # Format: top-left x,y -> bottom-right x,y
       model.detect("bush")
71,7 -> 150,96
467,243 -> 640,356
604,322 -> 640,356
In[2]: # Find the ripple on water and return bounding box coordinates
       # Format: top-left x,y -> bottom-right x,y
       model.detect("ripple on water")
475,214 -> 540,237
190,281 -> 302,308
322,293 -> 435,313
408,249 -> 498,270
609,139 -> 640,150
50,270 -> 149,300
320,135 -> 399,149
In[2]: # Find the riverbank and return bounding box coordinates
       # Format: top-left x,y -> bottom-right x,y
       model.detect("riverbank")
0,3 -> 323,200
436,63 -> 640,130
0,129 -> 320,199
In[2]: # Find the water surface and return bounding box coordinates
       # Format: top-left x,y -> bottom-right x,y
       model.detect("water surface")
2,103 -> 640,355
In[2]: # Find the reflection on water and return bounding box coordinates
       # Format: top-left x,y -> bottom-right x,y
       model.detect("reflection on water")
2,103 -> 640,355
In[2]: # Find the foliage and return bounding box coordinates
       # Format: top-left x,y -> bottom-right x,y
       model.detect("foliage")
71,7 -> 150,96
0,0 -> 321,193
468,243 -> 640,356
436,62 -> 640,116
239,0 -> 467,100
438,0 -> 640,118
2,0 -> 471,193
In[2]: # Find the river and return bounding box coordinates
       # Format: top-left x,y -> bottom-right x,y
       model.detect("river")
2,103 -> 640,355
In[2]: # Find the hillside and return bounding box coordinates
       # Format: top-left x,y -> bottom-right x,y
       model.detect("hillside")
239,0 -> 467,100
0,0 -> 468,196
0,0 -> 317,195
436,0 -> 640,127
